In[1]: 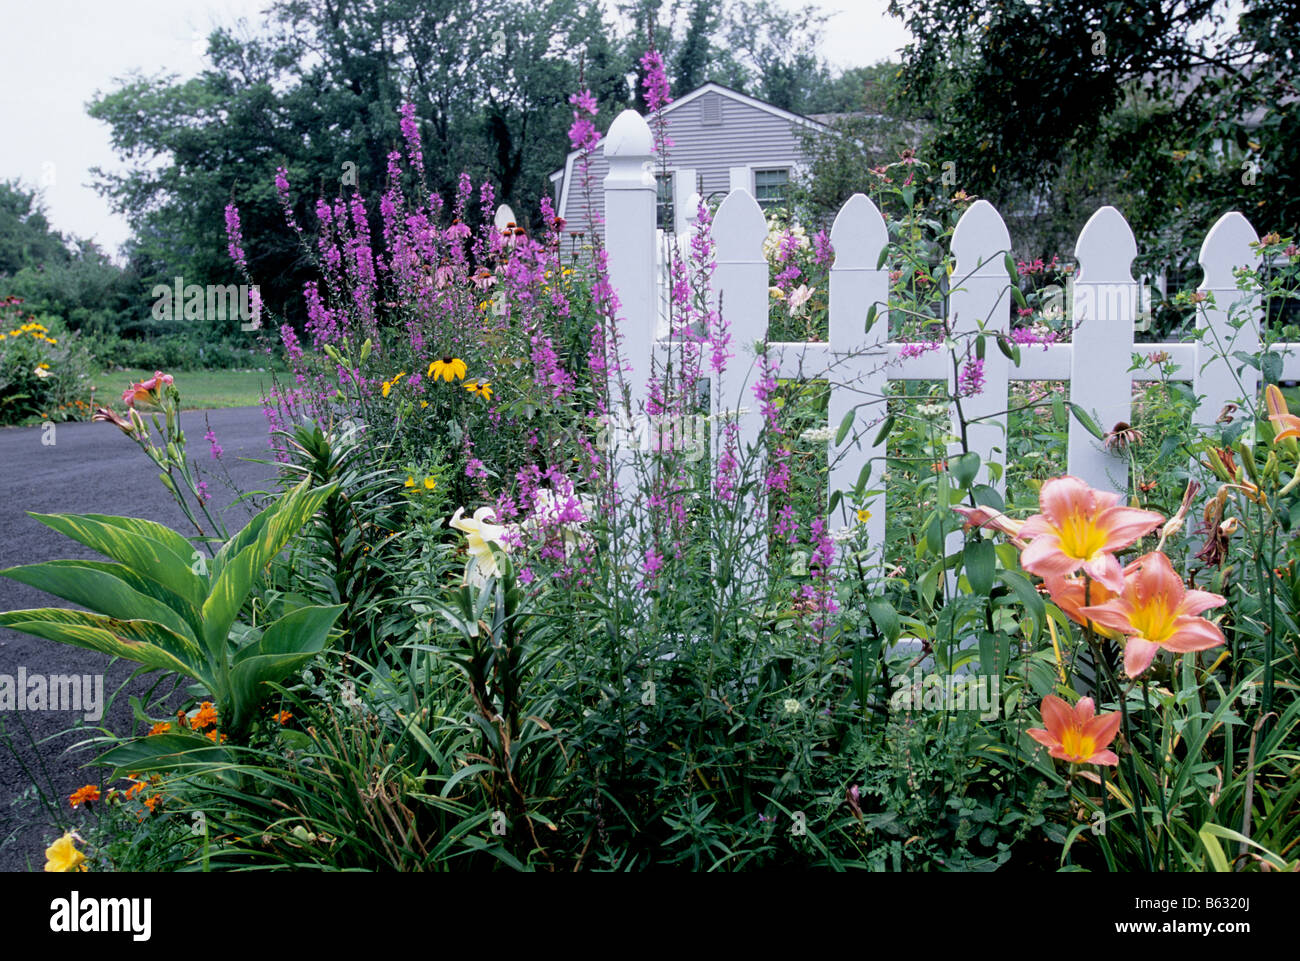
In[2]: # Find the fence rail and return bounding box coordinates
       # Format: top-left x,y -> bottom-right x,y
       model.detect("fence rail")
599,108 -> 1299,575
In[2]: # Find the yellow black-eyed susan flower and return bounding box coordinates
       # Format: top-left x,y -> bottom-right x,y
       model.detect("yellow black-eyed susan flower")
464,379 -> 492,400
428,356 -> 468,381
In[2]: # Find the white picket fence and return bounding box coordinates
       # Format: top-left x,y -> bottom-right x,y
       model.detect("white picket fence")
598,108 -> 1299,575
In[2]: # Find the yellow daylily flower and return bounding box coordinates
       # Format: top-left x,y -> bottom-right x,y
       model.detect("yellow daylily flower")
44,832 -> 88,872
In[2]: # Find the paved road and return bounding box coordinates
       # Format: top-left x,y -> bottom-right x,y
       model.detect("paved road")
0,407 -> 276,871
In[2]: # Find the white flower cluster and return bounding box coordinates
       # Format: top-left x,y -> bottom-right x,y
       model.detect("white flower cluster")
916,403 -> 950,419
799,426 -> 835,443
762,221 -> 809,262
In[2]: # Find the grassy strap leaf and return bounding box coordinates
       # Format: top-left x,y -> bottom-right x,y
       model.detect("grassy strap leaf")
0,608 -> 208,682
27,512 -> 205,608
2,560 -> 198,642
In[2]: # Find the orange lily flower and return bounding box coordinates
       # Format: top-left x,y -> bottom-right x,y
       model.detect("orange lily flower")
1019,476 -> 1164,591
952,504 -> 1028,549
1265,384 -> 1300,441
1080,550 -> 1226,678
1027,695 -> 1121,766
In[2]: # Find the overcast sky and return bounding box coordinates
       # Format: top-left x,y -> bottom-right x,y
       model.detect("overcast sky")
0,0 -> 911,260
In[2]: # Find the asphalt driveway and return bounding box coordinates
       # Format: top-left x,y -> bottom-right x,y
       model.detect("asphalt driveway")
0,406 -> 276,871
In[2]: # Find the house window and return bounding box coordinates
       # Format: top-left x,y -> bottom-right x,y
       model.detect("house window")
656,173 -> 675,230
754,168 -> 790,209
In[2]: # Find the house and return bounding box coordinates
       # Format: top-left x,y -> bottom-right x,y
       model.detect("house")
548,82 -> 828,240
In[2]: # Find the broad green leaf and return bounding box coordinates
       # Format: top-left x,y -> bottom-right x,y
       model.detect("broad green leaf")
835,408 -> 855,445
96,733 -> 230,779
235,604 -> 344,663
0,609 -> 207,681
202,480 -> 337,658
227,604 -> 342,729
2,560 -> 197,642
964,539 -> 996,596
868,601 -> 900,646
27,512 -> 204,608
951,451 -> 981,488
1065,402 -> 1106,441
998,570 -> 1045,643
871,414 -> 894,448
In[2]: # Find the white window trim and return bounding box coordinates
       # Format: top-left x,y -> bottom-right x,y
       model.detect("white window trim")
741,161 -> 801,208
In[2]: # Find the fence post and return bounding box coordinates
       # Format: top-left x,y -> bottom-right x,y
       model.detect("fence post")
1196,212 -> 1261,429
602,110 -> 658,555
1070,206 -> 1139,494
827,193 -> 890,572
711,188 -> 771,581
946,200 -> 1013,566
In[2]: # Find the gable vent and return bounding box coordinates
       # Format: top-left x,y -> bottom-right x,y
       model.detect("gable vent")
699,94 -> 722,126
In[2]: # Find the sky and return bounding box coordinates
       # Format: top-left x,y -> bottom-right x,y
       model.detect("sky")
0,0 -> 912,260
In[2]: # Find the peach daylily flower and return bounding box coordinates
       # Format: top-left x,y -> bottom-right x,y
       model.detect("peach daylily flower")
1043,569 -> 1129,642
1027,695 -> 1121,766
121,370 -> 174,408
952,504 -> 1028,549
1018,476 -> 1163,592
1265,384 -> 1300,441
1080,550 -> 1226,678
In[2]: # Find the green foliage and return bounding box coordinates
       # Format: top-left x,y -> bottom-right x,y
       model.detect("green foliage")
0,477 -> 343,742
0,300 -> 96,424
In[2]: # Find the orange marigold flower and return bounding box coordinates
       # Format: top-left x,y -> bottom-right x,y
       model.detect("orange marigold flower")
1080,550 -> 1227,678
205,729 -> 228,743
143,795 -> 163,813
273,710 -> 293,724
191,701 -> 218,730
148,721 -> 172,736
1018,475 -> 1164,592
175,709 -> 189,729
122,781 -> 146,801
69,785 -> 100,808
1027,695 -> 1121,766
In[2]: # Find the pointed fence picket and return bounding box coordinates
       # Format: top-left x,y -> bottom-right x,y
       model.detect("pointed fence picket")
600,110 -> 1299,579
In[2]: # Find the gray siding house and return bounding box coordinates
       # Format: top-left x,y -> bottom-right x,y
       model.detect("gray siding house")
549,82 -> 827,240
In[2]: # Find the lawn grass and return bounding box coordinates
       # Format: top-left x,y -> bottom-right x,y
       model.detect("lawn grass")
93,368 -> 271,410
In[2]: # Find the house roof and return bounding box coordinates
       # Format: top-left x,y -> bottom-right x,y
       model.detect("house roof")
548,81 -> 829,183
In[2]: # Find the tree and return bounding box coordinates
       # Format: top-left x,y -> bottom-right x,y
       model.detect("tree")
887,0 -> 1298,268
0,181 -> 70,277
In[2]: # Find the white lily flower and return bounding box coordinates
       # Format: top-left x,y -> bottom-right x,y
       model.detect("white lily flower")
450,506 -> 509,580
